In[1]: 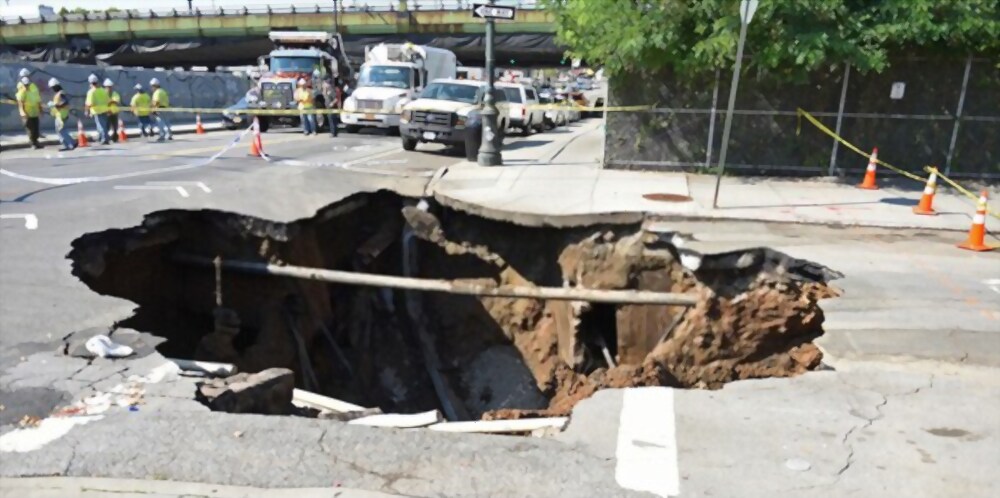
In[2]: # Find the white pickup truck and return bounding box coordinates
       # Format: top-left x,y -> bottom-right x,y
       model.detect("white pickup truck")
341,43 -> 457,134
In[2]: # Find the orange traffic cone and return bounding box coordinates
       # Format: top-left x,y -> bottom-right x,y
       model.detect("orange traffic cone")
913,168 -> 938,215
195,113 -> 206,134
77,119 -> 89,147
957,191 -> 994,252
250,116 -> 261,157
857,147 -> 879,190
117,119 -> 128,142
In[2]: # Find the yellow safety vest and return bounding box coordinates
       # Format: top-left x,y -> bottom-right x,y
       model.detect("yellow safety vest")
50,90 -> 70,121
86,87 -> 109,115
130,93 -> 151,117
295,88 -> 314,110
152,88 -> 169,108
16,82 -> 41,118
107,91 -> 121,114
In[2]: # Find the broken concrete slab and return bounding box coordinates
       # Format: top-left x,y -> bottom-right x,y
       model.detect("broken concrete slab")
198,368 -> 295,415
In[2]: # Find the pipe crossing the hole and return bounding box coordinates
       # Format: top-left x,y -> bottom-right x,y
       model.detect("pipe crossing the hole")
171,254 -> 700,306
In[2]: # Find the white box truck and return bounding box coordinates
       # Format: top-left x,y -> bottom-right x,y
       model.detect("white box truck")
341,43 -> 457,134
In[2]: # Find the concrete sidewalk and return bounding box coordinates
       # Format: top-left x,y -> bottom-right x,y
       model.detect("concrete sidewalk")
0,477 -> 403,497
0,120 -> 231,151
431,160 -> 999,234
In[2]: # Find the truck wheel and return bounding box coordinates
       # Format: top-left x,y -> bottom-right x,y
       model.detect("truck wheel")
521,120 -> 533,137
465,133 -> 481,161
493,124 -> 506,149
258,117 -> 269,133
345,125 -> 361,134
402,137 -> 418,151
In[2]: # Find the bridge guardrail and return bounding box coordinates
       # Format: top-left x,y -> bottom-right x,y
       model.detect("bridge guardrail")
1,1 -> 542,24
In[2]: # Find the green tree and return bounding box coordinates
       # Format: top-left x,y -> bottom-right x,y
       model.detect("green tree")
543,0 -> 999,80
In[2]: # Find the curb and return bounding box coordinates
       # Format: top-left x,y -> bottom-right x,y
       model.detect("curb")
0,477 -> 403,498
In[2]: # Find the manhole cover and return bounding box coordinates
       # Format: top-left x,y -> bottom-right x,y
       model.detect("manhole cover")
643,193 -> 693,202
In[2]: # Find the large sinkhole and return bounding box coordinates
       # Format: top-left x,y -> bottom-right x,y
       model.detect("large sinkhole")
68,191 -> 842,420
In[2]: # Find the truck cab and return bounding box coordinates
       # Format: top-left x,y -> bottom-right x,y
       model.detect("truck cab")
342,43 -> 457,134
253,31 -> 351,131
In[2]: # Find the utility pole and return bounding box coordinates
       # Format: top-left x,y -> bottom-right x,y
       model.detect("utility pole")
187,0 -> 193,12
477,18 -> 502,166
712,0 -> 758,209
471,3 -> 516,166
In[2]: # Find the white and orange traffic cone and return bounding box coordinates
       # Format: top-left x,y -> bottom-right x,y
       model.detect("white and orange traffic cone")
117,118 -> 128,142
196,113 -> 205,134
857,147 -> 879,190
248,117 -> 262,157
77,119 -> 89,147
913,168 -> 938,215
957,191 -> 994,252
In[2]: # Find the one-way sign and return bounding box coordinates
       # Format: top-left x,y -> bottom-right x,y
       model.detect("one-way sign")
472,3 -> 516,20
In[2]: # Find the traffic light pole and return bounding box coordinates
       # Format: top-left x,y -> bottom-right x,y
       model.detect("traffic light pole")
477,18 -> 502,166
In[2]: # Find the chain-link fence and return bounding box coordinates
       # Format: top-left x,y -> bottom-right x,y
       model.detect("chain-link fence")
604,56 -> 999,179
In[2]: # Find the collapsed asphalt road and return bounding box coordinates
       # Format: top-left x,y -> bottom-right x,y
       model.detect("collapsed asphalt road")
66,190 -> 841,420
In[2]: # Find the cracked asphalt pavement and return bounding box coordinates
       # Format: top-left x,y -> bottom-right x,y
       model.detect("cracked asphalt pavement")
1,124 -> 999,497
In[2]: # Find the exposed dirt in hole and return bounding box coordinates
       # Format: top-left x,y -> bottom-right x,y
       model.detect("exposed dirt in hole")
68,190 -> 842,419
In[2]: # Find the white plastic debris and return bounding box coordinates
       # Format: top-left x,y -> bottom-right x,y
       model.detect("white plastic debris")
785,458 -> 812,471
84,335 -> 134,359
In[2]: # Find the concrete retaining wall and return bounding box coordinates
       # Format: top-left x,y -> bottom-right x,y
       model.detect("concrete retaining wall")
1,62 -> 250,136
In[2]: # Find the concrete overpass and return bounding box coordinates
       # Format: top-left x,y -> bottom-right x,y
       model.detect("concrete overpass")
0,1 -> 560,67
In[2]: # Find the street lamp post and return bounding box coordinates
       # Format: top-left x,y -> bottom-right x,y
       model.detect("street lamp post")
712,0 -> 758,209
477,18 -> 503,166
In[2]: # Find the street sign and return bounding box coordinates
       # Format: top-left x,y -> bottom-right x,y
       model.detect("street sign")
472,3 -> 517,21
739,0 -> 759,24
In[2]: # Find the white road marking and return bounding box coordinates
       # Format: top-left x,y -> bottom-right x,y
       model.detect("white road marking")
114,185 -> 190,198
0,416 -> 103,453
984,279 -> 1000,294
615,387 -> 680,497
145,181 -> 212,193
0,213 -> 39,230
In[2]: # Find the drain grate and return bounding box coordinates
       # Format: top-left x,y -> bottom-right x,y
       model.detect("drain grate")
643,193 -> 693,202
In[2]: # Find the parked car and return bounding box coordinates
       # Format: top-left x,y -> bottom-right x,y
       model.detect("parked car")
553,92 -> 581,122
539,93 -> 565,129
496,82 -> 545,136
399,79 -> 509,161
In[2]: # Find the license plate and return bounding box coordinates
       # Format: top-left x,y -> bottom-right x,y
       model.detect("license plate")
364,113 -> 375,119
422,131 -> 437,140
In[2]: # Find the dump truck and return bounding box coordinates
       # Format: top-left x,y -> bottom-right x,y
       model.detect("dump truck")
251,31 -> 352,132
341,43 -> 457,134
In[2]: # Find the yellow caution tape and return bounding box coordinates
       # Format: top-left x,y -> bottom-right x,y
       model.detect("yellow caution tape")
797,108 -> 998,220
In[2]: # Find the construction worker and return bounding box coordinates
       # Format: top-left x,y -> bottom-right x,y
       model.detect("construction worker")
104,79 -> 121,143
319,71 -> 339,138
130,84 -> 153,137
296,78 -> 316,136
15,68 -> 43,149
46,78 -> 76,151
150,78 -> 173,142
85,74 -> 111,145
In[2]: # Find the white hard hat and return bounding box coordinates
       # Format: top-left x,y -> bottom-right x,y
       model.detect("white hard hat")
150,78 -> 160,86
88,74 -> 99,84
297,78 -> 306,85
20,76 -> 29,85
134,83 -> 143,90
19,68 -> 30,78
103,78 -> 114,87
48,77 -> 60,87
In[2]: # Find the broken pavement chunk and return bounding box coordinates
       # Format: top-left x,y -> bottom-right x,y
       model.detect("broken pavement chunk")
198,368 -> 294,415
